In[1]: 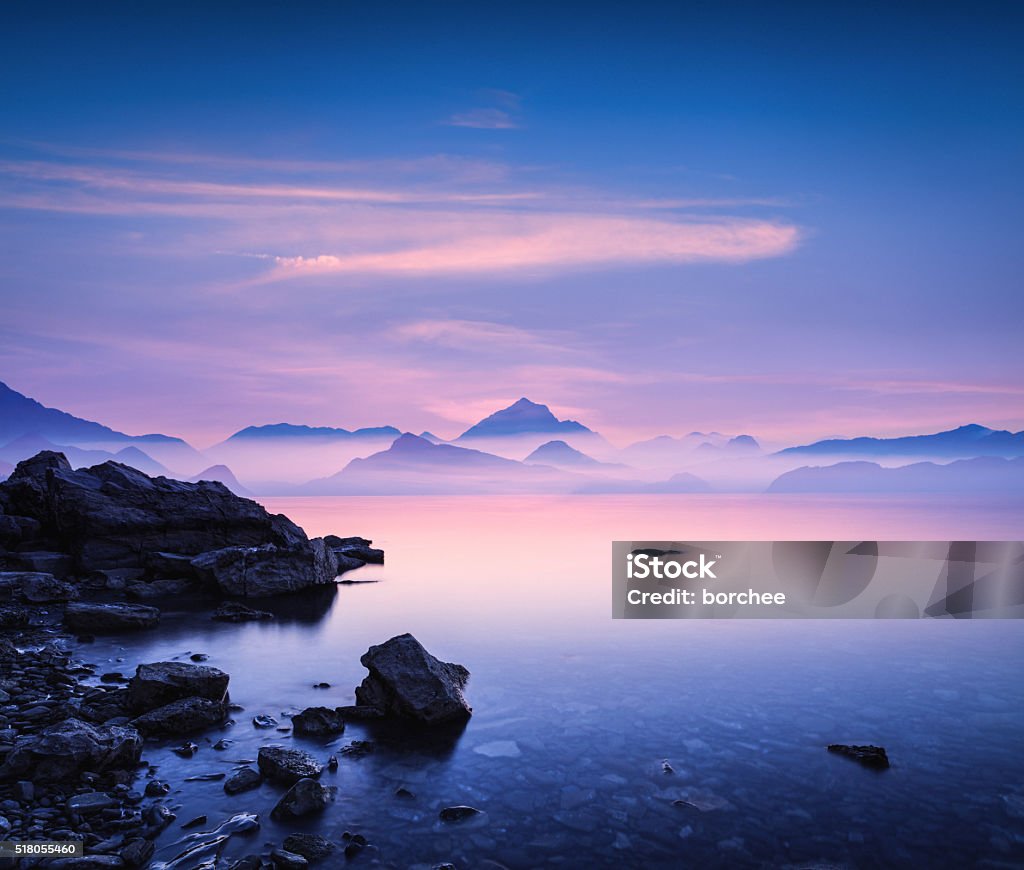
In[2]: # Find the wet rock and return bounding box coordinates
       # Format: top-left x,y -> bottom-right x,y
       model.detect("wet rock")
173,742 -> 199,758
2,571 -> 79,603
213,738 -> 232,750
0,604 -> 30,628
67,791 -> 118,815
339,740 -> 373,759
192,539 -> 337,598
258,746 -> 323,785
333,553 -> 366,574
127,661 -> 229,713
271,777 -> 330,819
312,682 -> 330,689
252,714 -> 278,729
0,717 -> 142,780
353,633 -> 472,724
190,653 -> 209,662
64,602 -> 160,632
0,451 -> 306,571
144,780 -> 170,797
439,805 -> 482,821
827,743 -> 890,769
325,536 -> 384,565
292,706 -> 345,736
282,833 -> 336,862
224,766 -> 262,795
395,787 -> 415,799
271,849 -> 309,869
333,705 -> 384,721
119,838 -> 155,868
327,755 -> 338,771
133,697 -> 228,736
182,814 -> 207,829
212,601 -> 274,622
184,772 -> 226,782
125,578 -> 194,599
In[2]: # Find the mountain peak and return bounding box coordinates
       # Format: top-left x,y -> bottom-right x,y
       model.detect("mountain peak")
458,398 -> 593,440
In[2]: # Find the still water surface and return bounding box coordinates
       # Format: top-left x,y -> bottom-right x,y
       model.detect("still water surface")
77,495 -> 1024,868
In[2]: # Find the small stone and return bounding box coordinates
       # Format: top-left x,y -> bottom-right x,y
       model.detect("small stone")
67,792 -> 118,814
213,738 -> 233,750
827,744 -> 890,770
271,778 -> 330,819
395,787 -> 415,799
190,653 -> 209,662
224,767 -> 262,795
439,805 -> 481,822
181,815 -> 207,829
144,780 -> 170,797
282,833 -> 336,862
258,746 -> 324,784
271,848 -> 309,869
173,742 -> 199,758
252,714 -> 278,728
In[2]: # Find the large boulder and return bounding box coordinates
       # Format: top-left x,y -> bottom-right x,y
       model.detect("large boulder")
127,661 -> 230,713
191,539 -> 337,597
292,706 -> 345,736
64,601 -> 160,632
0,451 -> 306,571
0,571 -> 77,603
257,746 -> 323,784
353,634 -> 472,724
132,697 -> 228,735
0,718 -> 142,780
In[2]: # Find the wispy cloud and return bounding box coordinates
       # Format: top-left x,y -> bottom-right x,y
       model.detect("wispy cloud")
446,108 -> 519,129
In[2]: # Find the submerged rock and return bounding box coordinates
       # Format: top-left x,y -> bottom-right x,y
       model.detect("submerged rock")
271,848 -> 310,869
191,539 -> 337,597
292,706 -> 346,736
0,717 -> 142,780
353,633 -> 471,724
257,745 -> 324,784
283,833 -> 336,862
271,778 -> 330,820
439,805 -> 482,821
224,766 -> 263,795
64,601 -> 160,632
127,661 -> 230,712
212,601 -> 274,622
827,743 -> 890,769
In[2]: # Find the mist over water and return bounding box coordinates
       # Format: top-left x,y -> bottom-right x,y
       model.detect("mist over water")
74,494 -> 1024,867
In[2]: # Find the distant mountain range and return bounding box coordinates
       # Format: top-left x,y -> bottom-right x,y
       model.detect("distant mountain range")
767,456 -> 1024,493
2,378 -> 1022,496
778,424 -> 1024,459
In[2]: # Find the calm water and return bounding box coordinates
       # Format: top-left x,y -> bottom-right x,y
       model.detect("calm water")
74,495 -> 1024,868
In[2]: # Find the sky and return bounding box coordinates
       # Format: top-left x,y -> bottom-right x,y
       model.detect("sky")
1,1 -> 1021,449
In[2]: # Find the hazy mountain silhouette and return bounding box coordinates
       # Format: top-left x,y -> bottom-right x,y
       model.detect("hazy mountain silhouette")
222,423 -> 402,442
525,440 -> 624,468
457,398 -> 595,440
0,434 -> 169,477
767,456 -> 1024,493
778,424 -> 1024,459
189,464 -> 253,497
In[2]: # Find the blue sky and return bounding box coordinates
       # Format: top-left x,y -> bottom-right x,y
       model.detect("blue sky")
1,1 -> 1021,446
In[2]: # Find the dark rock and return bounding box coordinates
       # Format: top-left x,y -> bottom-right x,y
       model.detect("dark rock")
224,766 -> 262,795
133,697 -> 227,736
327,754 -> 338,771
395,787 -> 415,799
257,746 -> 323,785
67,791 -> 118,814
323,535 -> 372,549
312,682 -> 330,689
292,706 -> 345,736
353,633 -> 471,724
125,578 -> 194,600
212,601 -> 274,622
144,550 -> 198,579
827,743 -> 890,769
439,805 -> 482,821
0,571 -> 79,603
252,714 -> 278,728
0,451 -> 306,571
64,602 -> 160,632
332,552 -> 366,574
185,772 -> 226,782
0,718 -> 142,780
127,661 -> 229,713
144,780 -> 170,797
271,777 -> 330,819
12,551 -> 74,576
119,837 -> 155,868
192,539 -> 337,597
0,605 -> 30,628
213,738 -> 232,750
172,742 -> 199,758
283,833 -> 335,862
190,653 -> 209,662
181,815 -> 207,829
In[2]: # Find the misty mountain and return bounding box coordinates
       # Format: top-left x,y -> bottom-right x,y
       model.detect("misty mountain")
189,464 -> 253,497
778,424 -> 1024,460
767,456 -> 1024,493
524,440 -> 623,468
222,423 -> 402,443
457,398 -> 596,440
574,471 -> 713,494
300,433 -> 575,495
694,434 -> 761,455
0,434 -> 170,477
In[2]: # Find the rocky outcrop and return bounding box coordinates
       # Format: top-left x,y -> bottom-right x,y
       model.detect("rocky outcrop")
0,451 -> 305,572
191,539 -> 338,598
0,717 -> 143,780
212,601 -> 274,622
827,743 -> 890,769
257,746 -> 323,784
127,661 -> 230,713
64,602 -> 160,632
292,706 -> 346,736
0,571 -> 77,603
352,633 -> 472,724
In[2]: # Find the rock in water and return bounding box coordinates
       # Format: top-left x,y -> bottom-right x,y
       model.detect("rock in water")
191,539 -> 337,597
6,572 -> 79,603
0,717 -> 142,780
127,661 -> 230,712
827,744 -> 890,770
353,633 -> 471,724
257,746 -> 324,784
64,602 -> 160,632
282,833 -> 336,862
271,778 -> 330,819
212,601 -> 274,622
0,451 -> 306,571
132,697 -> 228,736
224,766 -> 263,795
292,706 -> 346,736
439,805 -> 482,821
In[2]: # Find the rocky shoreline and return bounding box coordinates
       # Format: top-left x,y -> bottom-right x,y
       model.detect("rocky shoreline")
0,451 -> 473,868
